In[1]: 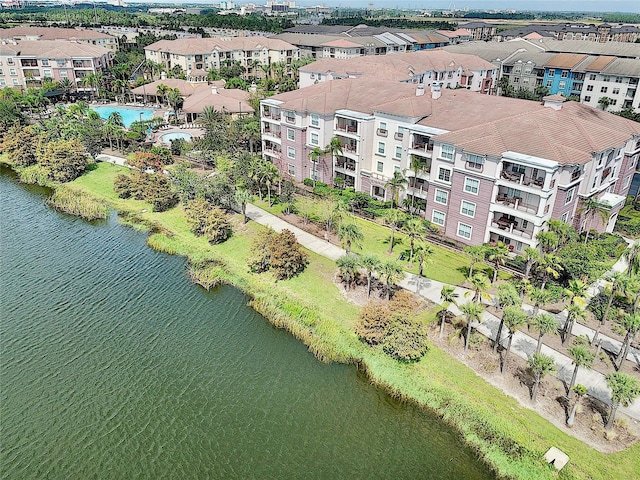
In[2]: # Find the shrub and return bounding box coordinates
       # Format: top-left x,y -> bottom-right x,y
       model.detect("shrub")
185,198 -> 232,244
144,173 -> 179,212
18,165 -> 50,186
248,228 -> 308,280
1,125 -> 39,167
355,301 -> 391,345
38,139 -> 88,183
382,319 -> 429,361
114,173 -> 133,198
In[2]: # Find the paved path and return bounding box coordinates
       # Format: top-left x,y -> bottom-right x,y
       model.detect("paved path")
245,203 -> 640,420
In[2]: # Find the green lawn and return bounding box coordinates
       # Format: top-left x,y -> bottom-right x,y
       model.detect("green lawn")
62,163 -> 639,480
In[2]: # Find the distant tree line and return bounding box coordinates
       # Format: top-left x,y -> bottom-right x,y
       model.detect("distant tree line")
321,15 -> 456,30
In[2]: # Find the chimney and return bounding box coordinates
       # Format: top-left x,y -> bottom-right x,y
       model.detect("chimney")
160,71 -> 167,80
431,82 -> 443,100
416,83 -> 425,96
542,94 -> 566,111
211,85 -> 218,95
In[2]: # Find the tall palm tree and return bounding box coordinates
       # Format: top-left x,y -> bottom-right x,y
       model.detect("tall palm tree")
308,146 -> 324,187
337,222 -> 363,254
493,284 -> 521,353
564,279 -> 588,306
324,136 -> 344,179
531,313 -> 558,354
58,77 -> 74,101
166,88 -> 183,118
522,246 -> 540,280
439,285 -> 458,338
563,302 -> 586,346
615,312 -> 640,369
535,230 -> 559,254
605,372 -> 640,429
624,241 -> 640,276
107,111 -> 123,127
466,273 -> 491,304
567,346 -> 594,399
463,245 -> 487,278
234,189 -> 253,224
460,301 -> 484,351
577,197 -> 610,244
501,306 -> 527,373
414,241 -> 434,278
528,287 -> 553,319
537,253 -> 563,290
336,254 -> 360,291
487,241 -> 509,284
156,83 -> 169,106
402,217 -> 427,265
383,209 -> 406,255
528,353 -> 556,402
548,218 -> 575,248
406,155 -> 427,214
380,259 -> 405,301
385,170 -> 408,208
360,254 -> 381,298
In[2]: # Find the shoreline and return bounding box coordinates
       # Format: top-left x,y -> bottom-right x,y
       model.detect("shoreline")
3,159 -> 638,480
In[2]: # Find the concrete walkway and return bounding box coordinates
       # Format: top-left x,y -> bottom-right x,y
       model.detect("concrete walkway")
245,203 -> 640,420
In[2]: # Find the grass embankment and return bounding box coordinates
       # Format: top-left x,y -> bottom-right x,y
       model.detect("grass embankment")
65,163 -> 638,480
255,198 -> 510,285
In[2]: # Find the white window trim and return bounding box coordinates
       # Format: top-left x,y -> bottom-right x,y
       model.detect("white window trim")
434,188 -> 448,205
287,128 -> 295,141
437,167 -> 452,184
460,200 -> 476,218
565,187 -> 575,204
464,177 -> 479,195
287,146 -> 295,159
441,144 -> 454,160
457,222 -> 473,240
432,210 -> 446,226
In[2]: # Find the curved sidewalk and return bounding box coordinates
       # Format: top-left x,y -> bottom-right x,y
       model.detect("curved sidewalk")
246,203 -> 640,420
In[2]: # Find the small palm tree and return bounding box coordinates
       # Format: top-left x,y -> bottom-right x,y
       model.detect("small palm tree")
414,241 -> 434,278
459,301 -> 484,351
487,241 -> 509,283
402,217 -> 427,265
537,253 -> 563,290
234,189 -> 253,224
567,384 -> 587,427
383,209 -> 406,254
564,279 -> 588,305
380,259 -> 405,301
439,285 -> 458,338
605,372 -> 640,430
624,241 -> 640,276
528,287 -> 553,319
563,302 -> 586,345
535,230 -> 559,253
360,254 -> 381,298
385,170 -> 408,208
577,197 -> 610,244
615,312 -> 640,370
531,313 -> 558,354
501,306 -> 527,373
336,254 -> 360,291
548,219 -> 575,248
493,284 -> 521,353
308,146 -> 324,187
337,222 -> 363,254
528,353 -> 556,402
463,244 -> 487,278
466,273 -> 491,304
567,346 -> 594,399
522,246 -> 540,280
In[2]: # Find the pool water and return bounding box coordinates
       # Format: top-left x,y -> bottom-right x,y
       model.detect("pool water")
92,106 -> 154,128
162,132 -> 192,143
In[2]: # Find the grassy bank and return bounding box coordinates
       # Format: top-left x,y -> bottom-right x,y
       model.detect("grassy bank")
61,163 -> 639,479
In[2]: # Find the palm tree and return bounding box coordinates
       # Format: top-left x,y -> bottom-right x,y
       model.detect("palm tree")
107,111 -> 123,127
535,230 -> 559,253
493,284 -> 521,353
58,77 -> 74,101
563,302 -> 586,345
528,287 -> 553,320
615,312 -> 640,370
531,313 -> 558,354
414,241 -> 434,278
156,83 -> 169,106
166,88 -> 183,118
460,301 -> 484,351
337,222 -> 363,254
383,209 -> 406,255
402,217 -> 427,265
567,346 -> 594,399
548,219 -> 574,248
466,273 -> 491,304
537,253 -> 563,290
385,170 -> 408,208
360,254 -> 381,298
308,146 -> 323,187
234,189 -> 253,224
487,241 -> 509,284
624,241 -> 640,276
501,306 -> 527,373
323,136 -> 343,183
80,73 -> 97,101
598,96 -> 612,111
567,384 -> 587,427
577,197 -> 610,244
407,155 -> 427,214
463,245 -> 487,278
522,247 -> 540,280
593,272 -> 627,346
564,279 -> 588,305
605,372 -> 640,429
380,259 -> 405,301
336,254 -> 360,291
439,285 -> 458,338
528,353 -> 556,402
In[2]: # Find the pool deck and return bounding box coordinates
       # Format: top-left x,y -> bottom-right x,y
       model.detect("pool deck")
151,127 -> 205,146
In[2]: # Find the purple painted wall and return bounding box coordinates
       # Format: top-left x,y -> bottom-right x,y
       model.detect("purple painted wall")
443,172 -> 493,245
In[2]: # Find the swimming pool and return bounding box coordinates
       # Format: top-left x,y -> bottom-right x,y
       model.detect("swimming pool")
161,132 -> 192,143
92,106 -> 155,128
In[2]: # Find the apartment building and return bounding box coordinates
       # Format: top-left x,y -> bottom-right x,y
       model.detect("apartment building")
0,27 -> 118,51
298,50 -> 496,92
259,78 -> 640,252
144,37 -> 299,81
495,23 -> 640,43
274,33 -> 389,59
0,40 -> 114,89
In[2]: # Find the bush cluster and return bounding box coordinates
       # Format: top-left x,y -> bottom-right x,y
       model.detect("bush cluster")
185,198 -> 232,244
249,228 -> 308,280
114,170 -> 178,212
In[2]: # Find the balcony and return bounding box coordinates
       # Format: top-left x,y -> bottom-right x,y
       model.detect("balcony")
263,143 -> 281,156
495,191 -> 540,215
500,162 -> 545,189
410,134 -> 434,155
21,59 -> 38,67
488,233 -> 524,253
335,119 -> 358,135
490,213 -> 534,239
394,132 -> 404,141
73,60 -> 92,69
377,128 -> 388,137
263,126 -> 282,139
334,172 -> 355,188
263,110 -> 281,121
335,157 -> 356,172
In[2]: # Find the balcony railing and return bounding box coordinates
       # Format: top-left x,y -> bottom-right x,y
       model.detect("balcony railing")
263,129 -> 281,138
263,111 -> 281,120
500,170 -> 544,188
336,124 -> 358,134
342,143 -> 357,153
491,217 -> 533,239
495,195 -> 539,214
411,142 -> 434,153
394,132 -> 404,141
21,59 -> 38,67
335,161 -> 356,171
377,128 -> 388,137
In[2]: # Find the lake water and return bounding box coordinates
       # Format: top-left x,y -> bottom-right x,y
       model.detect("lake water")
0,165 -> 494,479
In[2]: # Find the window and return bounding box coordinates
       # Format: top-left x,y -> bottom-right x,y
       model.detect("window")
546,80 -> 553,88
603,76 -> 611,82
285,111 -> 295,123
377,142 -> 385,155
464,177 -> 479,194
561,212 -> 569,223
287,128 -> 295,141
60,70 -> 68,77
379,121 -> 387,132
310,132 -> 319,145
561,70 -> 568,78
310,168 -> 318,181
441,144 -> 454,160
13,78 -> 19,85
548,70 -> 555,77
0,79 -> 5,86
438,167 -> 451,183
394,165 -> 400,174
586,85 -> 594,91
432,210 -> 446,226
466,154 -> 484,170
613,88 -> 620,95
287,146 -> 295,159
0,68 -> 4,75
287,164 -> 296,176
558,81 -> 566,89
457,222 -> 472,239
434,189 -> 448,205
9,68 -> 16,76
584,96 -> 591,102
624,176 -> 631,187
460,200 -> 476,217
565,187 -> 575,204
310,113 -> 319,127
377,161 -> 384,172
395,146 -> 402,159
600,86 -> 608,93
43,69 -> 51,77
41,58 -> 49,66
544,205 -> 550,214
589,74 -> 596,80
